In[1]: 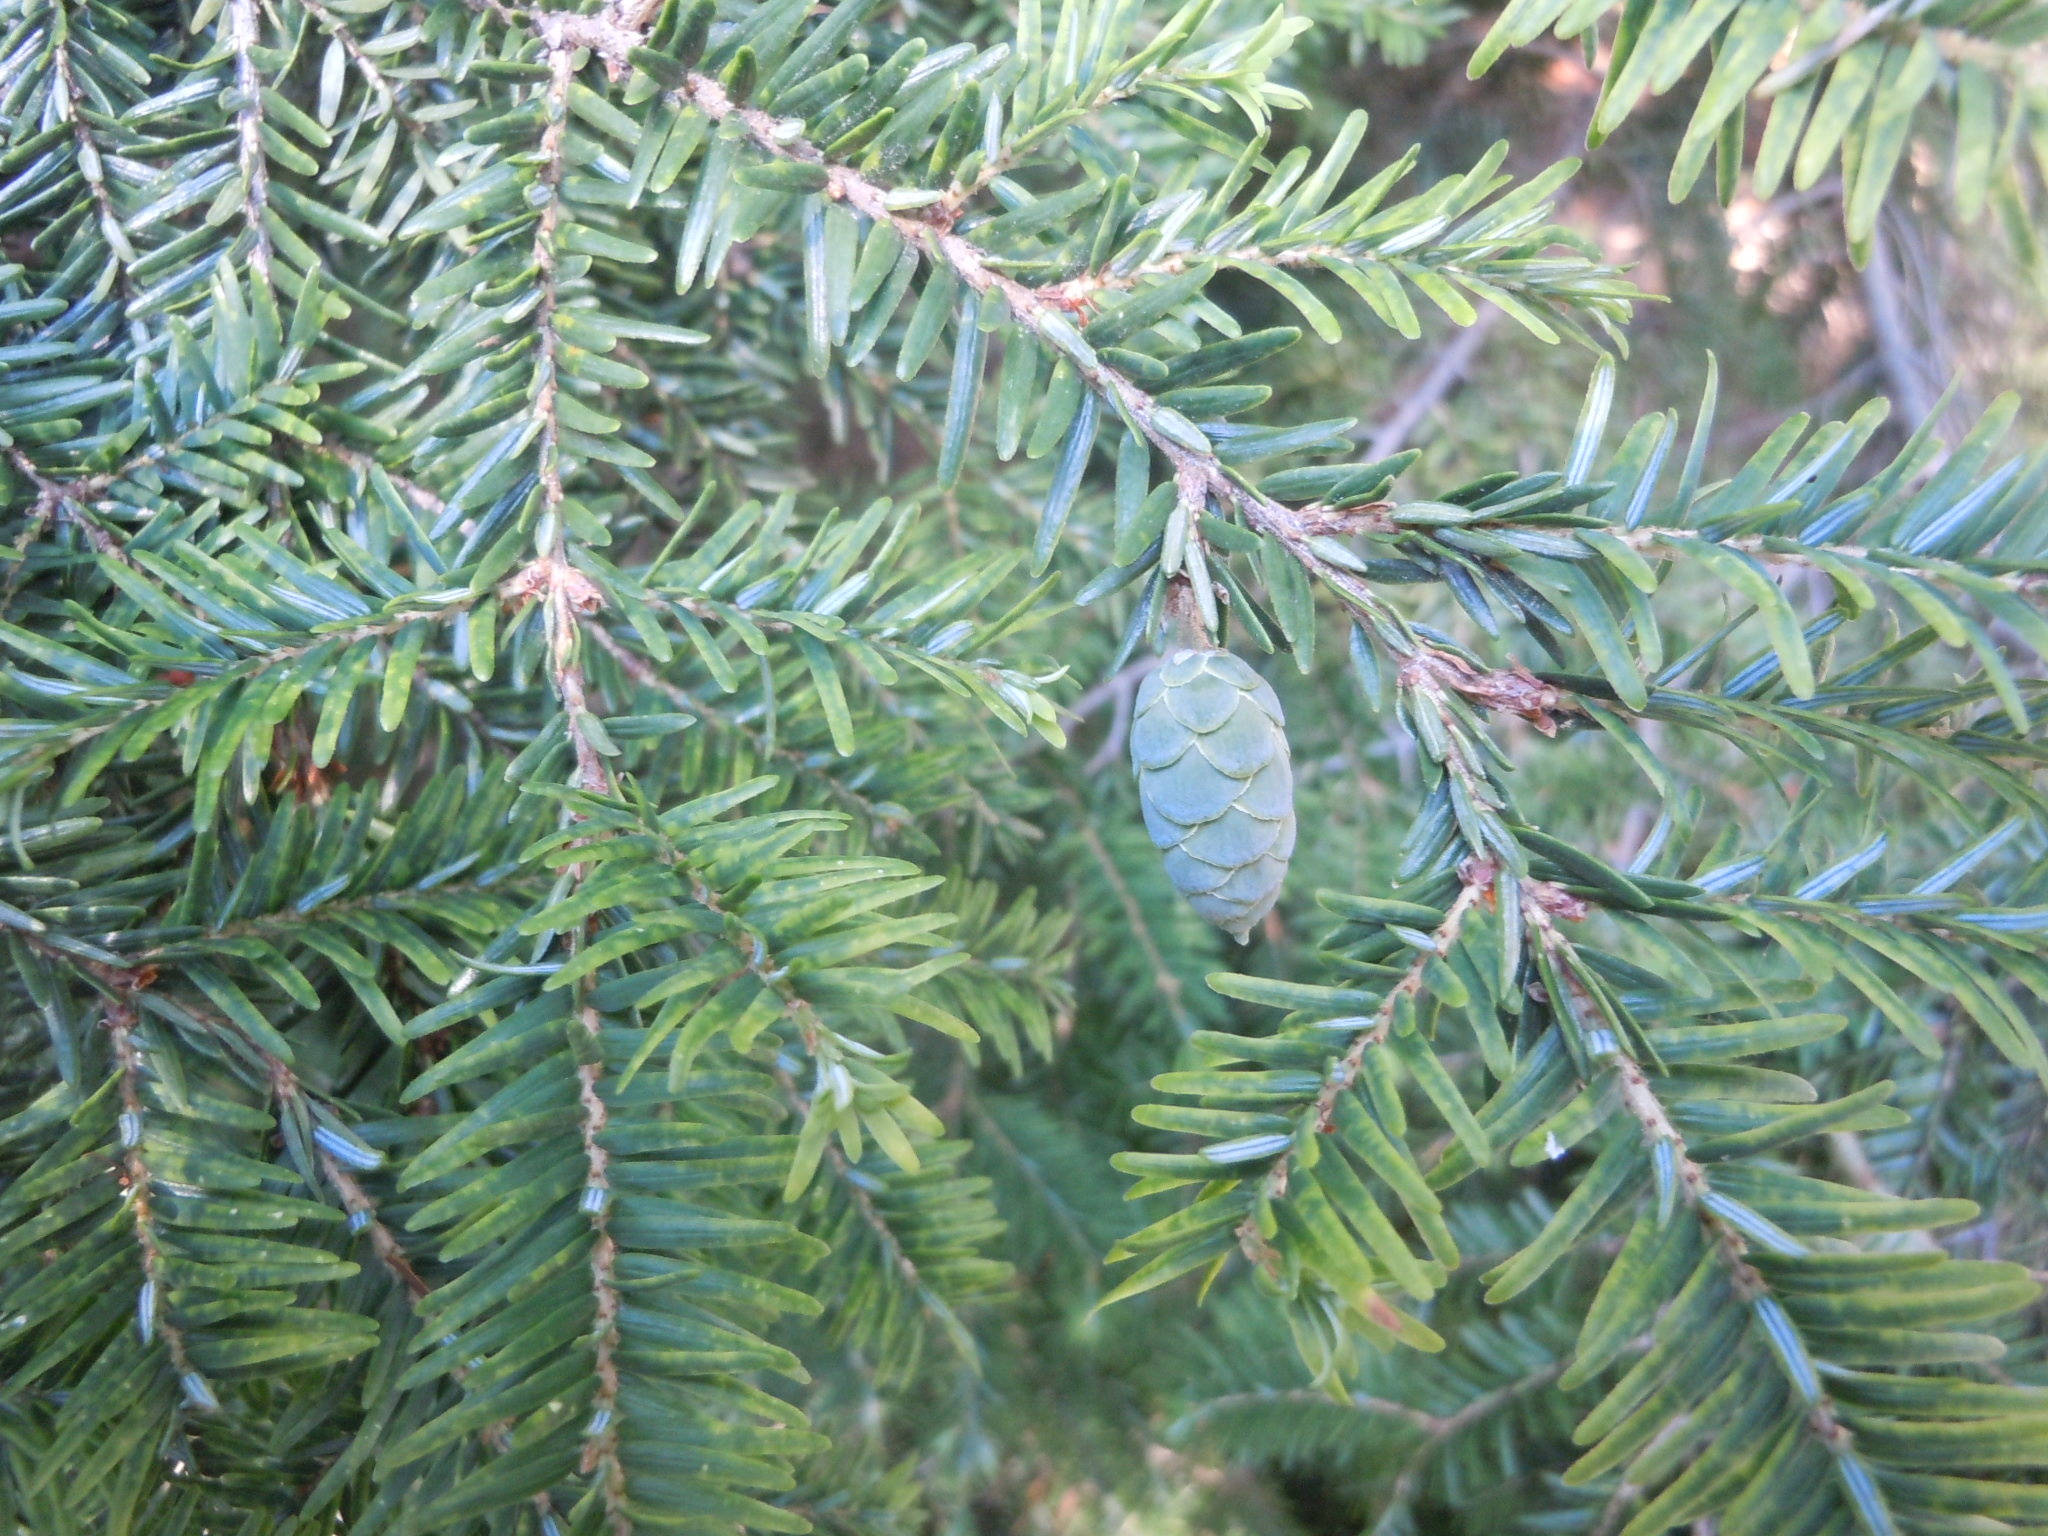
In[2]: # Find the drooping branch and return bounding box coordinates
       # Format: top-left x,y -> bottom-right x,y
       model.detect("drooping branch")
497,57 -> 629,1519
36,932 -> 562,1518
621,60 -> 1620,746
471,5 -> 1614,769
498,39 -> 617,805
572,994 -> 628,1528
528,39 -> 575,541
317,445 -> 449,519
1173,1352 -> 1580,1526
5,383 -> 327,587
734,83 -> 1377,564
1520,890 -> 1895,1529
497,11 -> 1397,613
583,806 -> 981,1362
5,445 -> 125,566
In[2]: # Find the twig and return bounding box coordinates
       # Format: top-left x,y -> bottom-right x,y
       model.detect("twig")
5,447 -> 124,560
1177,1385 -> 1443,1436
608,64 -> 1403,625
51,1 -> 140,296
1588,1412 -> 1696,1536
528,40 -> 573,527
1068,655 -> 1162,723
494,48 -> 615,810
227,0 -> 274,283
1616,523 -> 2048,598
1062,784 -> 1200,1035
1364,310 -> 1498,462
132,876 -> 517,958
287,1056 -> 564,1528
572,997 -> 626,1521
1376,1356 -> 1573,1522
265,1052 -> 438,1301
1236,863 -> 1496,1273
1756,0 -> 1907,96
1078,657 -> 1160,773
318,444 -> 449,517
1862,214 -> 1942,436
108,1002 -> 212,1409
1827,1131 -> 1940,1251
585,622 -> 892,824
491,47 -> 628,1526
298,0 -> 429,134
962,1092 -> 1103,1282
318,1149 -> 432,1298
771,1061 -> 970,1348
488,5 -> 1573,737
1523,887 -> 1887,1521
1178,1352 -> 1574,1526
1908,1013 -> 1965,1191
28,935 -> 560,1520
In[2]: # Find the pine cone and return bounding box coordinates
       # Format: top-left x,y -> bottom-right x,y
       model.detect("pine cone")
1130,648 -> 1295,943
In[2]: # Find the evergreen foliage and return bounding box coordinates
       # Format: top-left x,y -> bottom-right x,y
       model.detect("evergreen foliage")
0,0 -> 2045,1531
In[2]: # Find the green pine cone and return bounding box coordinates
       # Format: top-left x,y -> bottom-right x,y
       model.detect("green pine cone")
1130,647 -> 1295,943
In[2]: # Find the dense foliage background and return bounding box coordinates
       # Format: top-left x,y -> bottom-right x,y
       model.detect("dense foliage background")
3,0 -> 2048,1532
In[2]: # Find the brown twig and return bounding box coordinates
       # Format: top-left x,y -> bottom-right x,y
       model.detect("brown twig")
26,903 -> 561,1517
1073,656 -> 1160,773
771,1061 -> 951,1309
5,446 -> 124,561
485,40 -> 630,1530
1378,1355 -> 1573,1517
593,64 -> 1410,635
259,1052 -> 438,1301
1177,1385 -> 1443,1436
